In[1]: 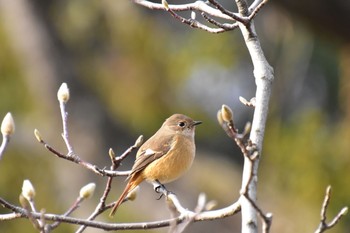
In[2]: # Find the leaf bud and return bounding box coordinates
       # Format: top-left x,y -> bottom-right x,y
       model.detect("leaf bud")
22,179 -> 36,201
126,186 -> 140,201
79,183 -> 96,199
57,83 -> 70,103
221,104 -> 234,123
134,135 -> 144,148
162,0 -> 169,10
34,129 -> 43,143
1,112 -> 15,136
217,110 -> 224,126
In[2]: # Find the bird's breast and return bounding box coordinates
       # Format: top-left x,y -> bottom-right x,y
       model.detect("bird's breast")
142,135 -> 195,184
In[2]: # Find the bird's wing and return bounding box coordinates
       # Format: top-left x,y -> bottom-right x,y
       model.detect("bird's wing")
128,134 -> 174,178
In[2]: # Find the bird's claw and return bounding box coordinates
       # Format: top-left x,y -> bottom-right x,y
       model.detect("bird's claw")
154,181 -> 173,200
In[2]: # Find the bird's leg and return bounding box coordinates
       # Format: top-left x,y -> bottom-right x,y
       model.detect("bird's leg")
153,180 -> 172,200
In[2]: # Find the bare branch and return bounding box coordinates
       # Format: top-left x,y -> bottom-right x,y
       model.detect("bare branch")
133,0 -> 269,34
75,148 -> 127,233
208,0 -> 246,23
201,13 -> 238,31
164,7 -> 228,33
0,194 -> 241,231
133,0 -> 234,20
0,136 -> 10,160
34,133 -> 130,177
48,196 -> 84,230
247,0 -> 269,21
314,186 -> 348,233
0,213 -> 21,221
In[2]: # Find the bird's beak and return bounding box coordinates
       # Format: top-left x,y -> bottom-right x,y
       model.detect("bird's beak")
192,121 -> 202,126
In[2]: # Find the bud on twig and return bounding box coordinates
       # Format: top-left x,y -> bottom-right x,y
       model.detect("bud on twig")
109,148 -> 115,161
34,129 -> 43,143
340,207 -> 348,215
191,11 -> 196,20
19,194 -> 29,209
126,186 -> 140,201
205,200 -> 218,211
243,122 -> 251,136
162,0 -> 169,10
239,96 -> 249,105
217,110 -> 224,126
221,104 -> 234,123
79,183 -> 96,199
22,180 -> 36,201
134,135 -> 144,148
57,83 -> 70,103
1,112 -> 15,137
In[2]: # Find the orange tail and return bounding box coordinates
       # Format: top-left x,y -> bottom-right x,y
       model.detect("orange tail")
109,174 -> 143,217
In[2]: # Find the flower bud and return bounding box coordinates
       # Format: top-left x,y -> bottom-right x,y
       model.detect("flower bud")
126,186 -> 140,201
1,112 -> 15,136
205,200 -> 218,211
221,104 -> 233,123
134,135 -> 144,148
243,122 -> 251,135
191,11 -> 196,20
162,0 -> 169,10
340,207 -> 348,215
239,96 -> 248,105
57,83 -> 70,103
109,148 -> 115,158
217,110 -> 224,126
19,194 -> 29,209
34,129 -> 43,143
22,180 -> 36,201
79,183 -> 96,199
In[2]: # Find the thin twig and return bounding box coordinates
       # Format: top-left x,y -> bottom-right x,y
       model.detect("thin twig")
247,0 -> 269,21
208,0 -> 246,23
0,135 -> 10,159
201,12 -> 238,31
76,155 -> 119,233
35,135 -> 130,177
49,197 -> 84,230
314,186 -> 348,233
166,7 -> 227,33
59,101 -> 74,156
133,0 -> 234,20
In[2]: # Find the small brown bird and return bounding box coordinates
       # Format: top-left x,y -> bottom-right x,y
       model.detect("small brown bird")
109,114 -> 201,217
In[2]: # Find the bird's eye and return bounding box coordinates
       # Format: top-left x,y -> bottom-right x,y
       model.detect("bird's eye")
178,121 -> 186,127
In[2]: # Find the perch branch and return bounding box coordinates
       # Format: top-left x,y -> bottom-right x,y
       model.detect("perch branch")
0,194 -> 241,231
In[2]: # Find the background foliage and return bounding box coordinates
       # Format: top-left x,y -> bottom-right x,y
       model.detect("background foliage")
0,0 -> 349,232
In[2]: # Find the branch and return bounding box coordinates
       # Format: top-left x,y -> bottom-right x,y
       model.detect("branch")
0,194 -> 241,231
34,130 -> 131,177
207,0 -> 246,23
133,0 -> 234,20
75,148 -> 130,233
247,0 -> 269,21
133,0 -> 269,30
314,186 -> 348,233
165,6 -> 228,33
34,83 -> 144,178
201,12 -> 239,31
217,104 -> 272,232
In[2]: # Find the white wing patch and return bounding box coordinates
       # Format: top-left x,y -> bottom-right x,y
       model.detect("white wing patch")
144,148 -> 156,156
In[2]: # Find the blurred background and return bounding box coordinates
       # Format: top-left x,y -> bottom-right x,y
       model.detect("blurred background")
0,0 -> 349,232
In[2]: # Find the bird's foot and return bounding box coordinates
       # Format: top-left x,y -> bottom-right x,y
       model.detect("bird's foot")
153,180 -> 173,200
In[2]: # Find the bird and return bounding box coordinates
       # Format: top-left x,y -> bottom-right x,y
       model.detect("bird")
109,113 -> 201,217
